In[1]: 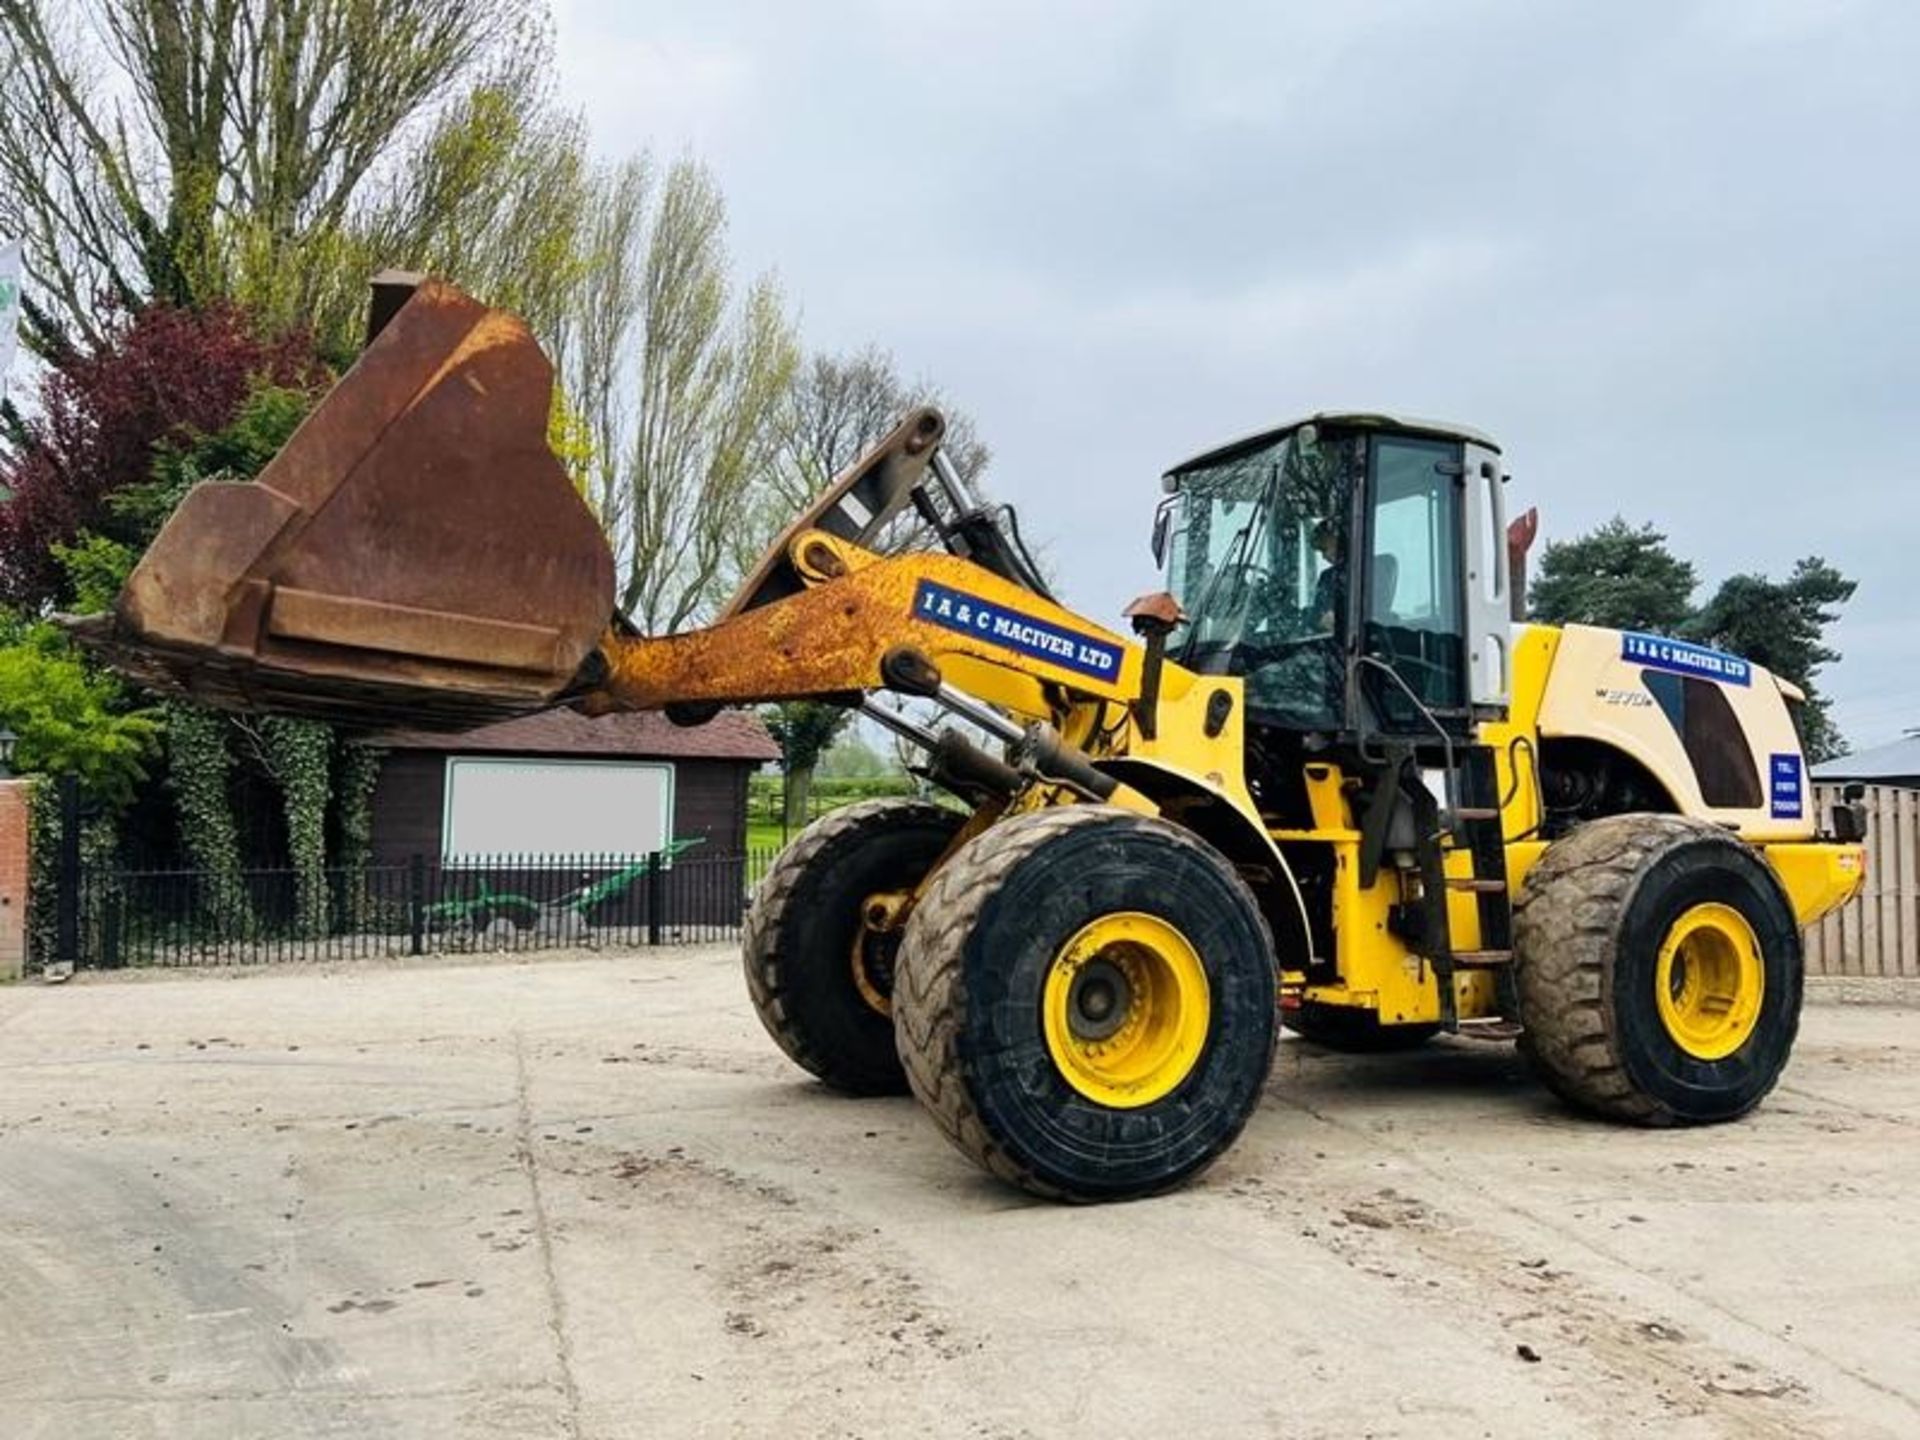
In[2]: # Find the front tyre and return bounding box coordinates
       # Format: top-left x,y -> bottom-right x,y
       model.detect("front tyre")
1514,813 -> 1803,1125
893,806 -> 1278,1202
743,798 -> 965,1095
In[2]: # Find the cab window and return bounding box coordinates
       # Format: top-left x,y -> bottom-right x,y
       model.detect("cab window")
1363,435 -> 1466,722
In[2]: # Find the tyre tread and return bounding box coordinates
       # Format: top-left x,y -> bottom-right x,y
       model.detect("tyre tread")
743,798 -> 959,1093
1514,812 -> 1789,1125
894,804 -> 1274,1201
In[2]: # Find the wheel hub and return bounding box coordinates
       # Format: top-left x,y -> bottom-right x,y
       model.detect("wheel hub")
850,890 -> 913,1017
1067,958 -> 1133,1040
1041,912 -> 1211,1109
1654,901 -> 1764,1061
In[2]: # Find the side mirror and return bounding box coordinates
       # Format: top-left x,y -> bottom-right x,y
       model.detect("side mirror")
1150,501 -> 1174,567
1833,782 -> 1867,843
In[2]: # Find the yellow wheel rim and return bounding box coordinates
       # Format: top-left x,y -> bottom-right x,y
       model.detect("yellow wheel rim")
1041,912 -> 1211,1109
1654,902 -> 1764,1061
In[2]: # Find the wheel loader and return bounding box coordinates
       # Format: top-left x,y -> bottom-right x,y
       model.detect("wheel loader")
74,277 -> 1867,1202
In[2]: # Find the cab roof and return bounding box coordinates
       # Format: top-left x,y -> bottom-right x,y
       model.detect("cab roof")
1164,411 -> 1500,480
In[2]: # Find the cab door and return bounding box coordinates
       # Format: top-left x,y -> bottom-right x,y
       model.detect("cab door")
1357,433 -> 1471,731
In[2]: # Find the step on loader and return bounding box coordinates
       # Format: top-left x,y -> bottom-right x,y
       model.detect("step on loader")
74,277 -> 1867,1202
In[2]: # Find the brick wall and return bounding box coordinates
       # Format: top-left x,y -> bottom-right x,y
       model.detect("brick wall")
0,780 -> 28,980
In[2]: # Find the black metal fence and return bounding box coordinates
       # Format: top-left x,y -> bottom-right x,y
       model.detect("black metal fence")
57,849 -> 779,970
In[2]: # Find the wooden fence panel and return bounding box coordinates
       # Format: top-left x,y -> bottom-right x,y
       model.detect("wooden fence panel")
1898,785 -> 1916,977
1803,783 -> 1919,978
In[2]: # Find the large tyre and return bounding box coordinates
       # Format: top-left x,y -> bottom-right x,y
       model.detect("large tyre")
1514,813 -> 1803,1125
893,805 -> 1278,1202
743,798 -> 964,1095
1284,1004 -> 1440,1053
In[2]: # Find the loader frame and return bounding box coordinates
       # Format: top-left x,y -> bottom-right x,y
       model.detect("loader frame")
80,277 -> 1869,1201
574,509 -> 1860,1035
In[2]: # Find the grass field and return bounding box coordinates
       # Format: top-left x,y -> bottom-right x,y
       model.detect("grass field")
744,774 -> 921,859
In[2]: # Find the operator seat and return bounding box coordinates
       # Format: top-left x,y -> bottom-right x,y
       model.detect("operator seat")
1371,553 -> 1400,623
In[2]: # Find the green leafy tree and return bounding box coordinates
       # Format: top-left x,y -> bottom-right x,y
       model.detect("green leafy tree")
119,384 -> 321,533
763,702 -> 854,831
1529,518 -> 1698,633
52,535 -> 139,615
1686,558 -> 1857,762
817,733 -> 894,781
1530,517 -> 1858,763
360,81 -> 595,359
0,621 -> 159,804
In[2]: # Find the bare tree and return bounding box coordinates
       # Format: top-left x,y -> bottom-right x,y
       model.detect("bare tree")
738,344 -> 993,590
755,348 -> 995,822
775,344 -> 991,511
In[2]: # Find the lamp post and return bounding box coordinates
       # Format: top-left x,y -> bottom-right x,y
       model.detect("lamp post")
0,727 -> 16,778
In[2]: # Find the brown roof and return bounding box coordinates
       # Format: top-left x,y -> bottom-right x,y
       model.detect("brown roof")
375,707 -> 780,762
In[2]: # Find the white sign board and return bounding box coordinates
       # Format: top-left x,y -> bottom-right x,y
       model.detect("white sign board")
0,240 -> 21,394
442,758 -> 673,862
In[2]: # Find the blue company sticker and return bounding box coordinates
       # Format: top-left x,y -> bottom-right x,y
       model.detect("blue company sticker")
912,579 -> 1122,680
1620,631 -> 1751,687
1769,752 -> 1803,820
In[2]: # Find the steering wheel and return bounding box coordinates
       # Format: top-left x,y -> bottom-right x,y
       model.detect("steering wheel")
1234,632 -> 1334,673
1214,564 -> 1277,621
1360,626 -> 1454,709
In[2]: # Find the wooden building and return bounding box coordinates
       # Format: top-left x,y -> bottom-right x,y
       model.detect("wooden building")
367,708 -> 778,863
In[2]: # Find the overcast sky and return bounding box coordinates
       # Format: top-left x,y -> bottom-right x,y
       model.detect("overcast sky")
553,0 -> 1917,750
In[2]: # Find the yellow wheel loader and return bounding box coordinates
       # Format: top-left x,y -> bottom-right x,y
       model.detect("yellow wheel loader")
75,278 -> 1867,1202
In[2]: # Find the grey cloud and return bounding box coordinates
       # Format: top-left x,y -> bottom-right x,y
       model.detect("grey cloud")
556,0 -> 1920,747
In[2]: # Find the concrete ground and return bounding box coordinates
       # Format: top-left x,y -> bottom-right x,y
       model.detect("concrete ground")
1,949 -> 1916,1440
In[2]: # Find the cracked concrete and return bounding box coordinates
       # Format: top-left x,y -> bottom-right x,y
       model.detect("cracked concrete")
1,948 -> 1916,1438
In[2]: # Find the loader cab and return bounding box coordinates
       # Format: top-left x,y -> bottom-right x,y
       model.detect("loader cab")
1158,414 -> 1510,741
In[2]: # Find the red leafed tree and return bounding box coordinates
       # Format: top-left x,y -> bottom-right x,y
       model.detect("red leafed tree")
0,303 -> 325,611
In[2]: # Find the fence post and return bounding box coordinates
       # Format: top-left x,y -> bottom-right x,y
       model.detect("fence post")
408,853 -> 426,956
56,772 -> 81,968
101,885 -> 122,970
647,851 -> 664,946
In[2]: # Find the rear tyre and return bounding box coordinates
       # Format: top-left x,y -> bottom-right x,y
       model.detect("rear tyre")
1284,1004 -> 1440,1053
743,798 -> 965,1095
893,806 -> 1278,1202
1514,813 -> 1802,1125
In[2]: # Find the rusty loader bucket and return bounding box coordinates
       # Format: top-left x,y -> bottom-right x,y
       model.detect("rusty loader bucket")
73,278 -> 616,730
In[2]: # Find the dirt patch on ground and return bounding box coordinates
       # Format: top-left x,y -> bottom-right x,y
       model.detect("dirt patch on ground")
3,948 -> 1917,1438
